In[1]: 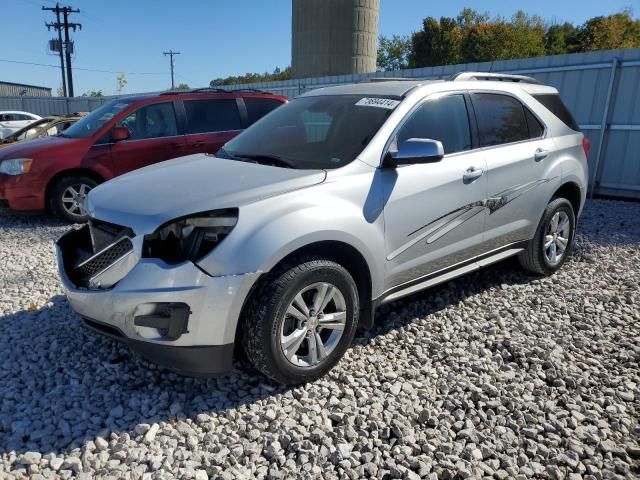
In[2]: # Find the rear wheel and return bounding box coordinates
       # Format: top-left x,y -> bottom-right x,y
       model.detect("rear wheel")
241,257 -> 359,385
519,197 -> 576,275
49,175 -> 98,223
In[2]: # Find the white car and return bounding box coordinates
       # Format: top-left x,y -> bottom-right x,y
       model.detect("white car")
0,111 -> 41,140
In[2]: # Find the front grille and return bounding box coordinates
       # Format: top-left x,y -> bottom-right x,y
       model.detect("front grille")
76,237 -> 133,279
58,222 -> 136,288
89,219 -> 133,252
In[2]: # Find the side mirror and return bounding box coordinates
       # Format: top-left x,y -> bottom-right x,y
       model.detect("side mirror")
111,126 -> 130,142
383,138 -> 444,167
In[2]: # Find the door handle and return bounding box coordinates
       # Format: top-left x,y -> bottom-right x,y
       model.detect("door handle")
463,166 -> 484,183
534,148 -> 549,161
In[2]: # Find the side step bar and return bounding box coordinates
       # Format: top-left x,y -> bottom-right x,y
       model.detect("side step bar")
376,244 -> 526,306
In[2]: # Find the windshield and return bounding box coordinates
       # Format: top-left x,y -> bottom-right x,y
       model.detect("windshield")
219,94 -> 400,169
62,99 -> 134,139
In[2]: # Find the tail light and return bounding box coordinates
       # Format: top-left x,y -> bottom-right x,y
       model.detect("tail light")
582,136 -> 590,159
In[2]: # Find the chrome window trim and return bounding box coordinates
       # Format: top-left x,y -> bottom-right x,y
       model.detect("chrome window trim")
381,90 -> 473,165
468,89 -> 549,144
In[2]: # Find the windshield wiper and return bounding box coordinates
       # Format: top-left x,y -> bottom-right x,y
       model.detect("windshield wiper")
229,152 -> 297,169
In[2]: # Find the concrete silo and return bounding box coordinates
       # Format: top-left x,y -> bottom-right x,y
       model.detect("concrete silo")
291,0 -> 380,79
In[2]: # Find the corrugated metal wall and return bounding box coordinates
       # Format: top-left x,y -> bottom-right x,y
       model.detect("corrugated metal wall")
0,82 -> 51,97
0,96 -> 109,116
1,48 -> 638,198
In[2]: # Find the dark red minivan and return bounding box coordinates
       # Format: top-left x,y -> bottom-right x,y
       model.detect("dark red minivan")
0,89 -> 287,221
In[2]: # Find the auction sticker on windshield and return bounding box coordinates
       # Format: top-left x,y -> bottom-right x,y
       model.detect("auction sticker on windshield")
355,98 -> 401,109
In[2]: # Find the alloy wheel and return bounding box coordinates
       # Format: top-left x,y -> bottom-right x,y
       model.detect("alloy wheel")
279,282 -> 347,368
61,183 -> 92,217
544,210 -> 571,265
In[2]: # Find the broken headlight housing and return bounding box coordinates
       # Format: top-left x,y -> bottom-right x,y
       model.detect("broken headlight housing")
143,209 -> 238,264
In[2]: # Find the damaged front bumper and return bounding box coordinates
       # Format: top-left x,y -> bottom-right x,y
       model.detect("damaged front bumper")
56,224 -> 259,375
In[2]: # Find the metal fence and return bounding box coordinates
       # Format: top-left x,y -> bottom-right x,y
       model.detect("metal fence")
1,48 -> 639,198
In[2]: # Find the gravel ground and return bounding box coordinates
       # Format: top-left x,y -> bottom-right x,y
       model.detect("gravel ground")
0,199 -> 639,480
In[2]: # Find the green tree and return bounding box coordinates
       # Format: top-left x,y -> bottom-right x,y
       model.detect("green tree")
409,17 -> 462,67
116,73 -> 128,94
577,9 -> 640,51
545,22 -> 580,55
459,11 -> 545,63
210,66 -> 292,87
175,83 -> 190,90
377,35 -> 411,71
82,90 -> 104,97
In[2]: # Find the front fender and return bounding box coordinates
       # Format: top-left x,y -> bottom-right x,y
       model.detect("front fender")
197,193 -> 385,297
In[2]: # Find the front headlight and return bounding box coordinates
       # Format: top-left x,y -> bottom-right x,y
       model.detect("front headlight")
0,158 -> 32,175
143,209 -> 238,264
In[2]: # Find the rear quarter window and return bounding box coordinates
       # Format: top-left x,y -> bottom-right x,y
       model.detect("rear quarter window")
244,98 -> 285,126
184,99 -> 242,134
533,94 -> 580,131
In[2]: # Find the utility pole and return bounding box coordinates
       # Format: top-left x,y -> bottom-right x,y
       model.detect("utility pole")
43,4 -> 66,97
43,4 -> 81,97
163,50 -> 180,89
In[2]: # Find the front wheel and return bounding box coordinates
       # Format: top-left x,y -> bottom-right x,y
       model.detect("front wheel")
49,175 -> 98,223
241,257 -> 359,385
519,197 -> 576,275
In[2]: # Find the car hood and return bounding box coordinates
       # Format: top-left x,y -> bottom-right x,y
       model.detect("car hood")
87,154 -> 327,233
0,135 -> 74,159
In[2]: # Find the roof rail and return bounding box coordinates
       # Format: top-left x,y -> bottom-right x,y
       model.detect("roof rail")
161,87 -> 228,95
190,87 -> 228,93
228,88 -> 269,94
161,87 -> 271,95
360,77 -> 425,83
448,72 -> 540,84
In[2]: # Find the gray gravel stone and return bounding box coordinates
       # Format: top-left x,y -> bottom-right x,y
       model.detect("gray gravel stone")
0,200 -> 638,479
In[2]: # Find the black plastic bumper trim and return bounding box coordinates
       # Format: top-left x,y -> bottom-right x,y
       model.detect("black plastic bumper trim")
134,303 -> 191,341
81,317 -> 234,376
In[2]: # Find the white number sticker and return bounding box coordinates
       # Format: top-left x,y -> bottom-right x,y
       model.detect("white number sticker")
355,98 -> 401,110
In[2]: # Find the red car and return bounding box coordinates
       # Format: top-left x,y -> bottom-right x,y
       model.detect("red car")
0,89 -> 287,221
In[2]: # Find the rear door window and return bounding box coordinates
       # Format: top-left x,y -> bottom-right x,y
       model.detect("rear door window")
397,94 -> 472,154
471,93 -> 530,147
184,99 -> 242,134
117,102 -> 178,140
244,98 -> 284,125
533,93 -> 580,131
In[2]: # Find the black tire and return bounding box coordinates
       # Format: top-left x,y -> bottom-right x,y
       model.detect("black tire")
49,175 -> 99,223
241,256 -> 359,385
519,197 -> 576,275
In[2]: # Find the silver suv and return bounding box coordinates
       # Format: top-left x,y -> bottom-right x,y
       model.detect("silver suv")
57,73 -> 589,385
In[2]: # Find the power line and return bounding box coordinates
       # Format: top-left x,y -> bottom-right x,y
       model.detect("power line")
0,58 -> 165,75
163,50 -> 181,89
176,72 -> 196,86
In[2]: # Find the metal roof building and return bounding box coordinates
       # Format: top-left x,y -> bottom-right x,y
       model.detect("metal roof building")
0,81 -> 52,97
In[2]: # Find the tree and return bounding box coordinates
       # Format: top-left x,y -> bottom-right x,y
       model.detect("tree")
409,17 -> 462,67
175,83 -> 190,90
56,85 -> 65,97
577,9 -> 640,51
82,90 -> 104,97
409,9 -> 547,68
377,35 -> 411,71
116,73 -> 128,94
545,22 -> 580,55
459,11 -> 545,63
210,66 -> 292,87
